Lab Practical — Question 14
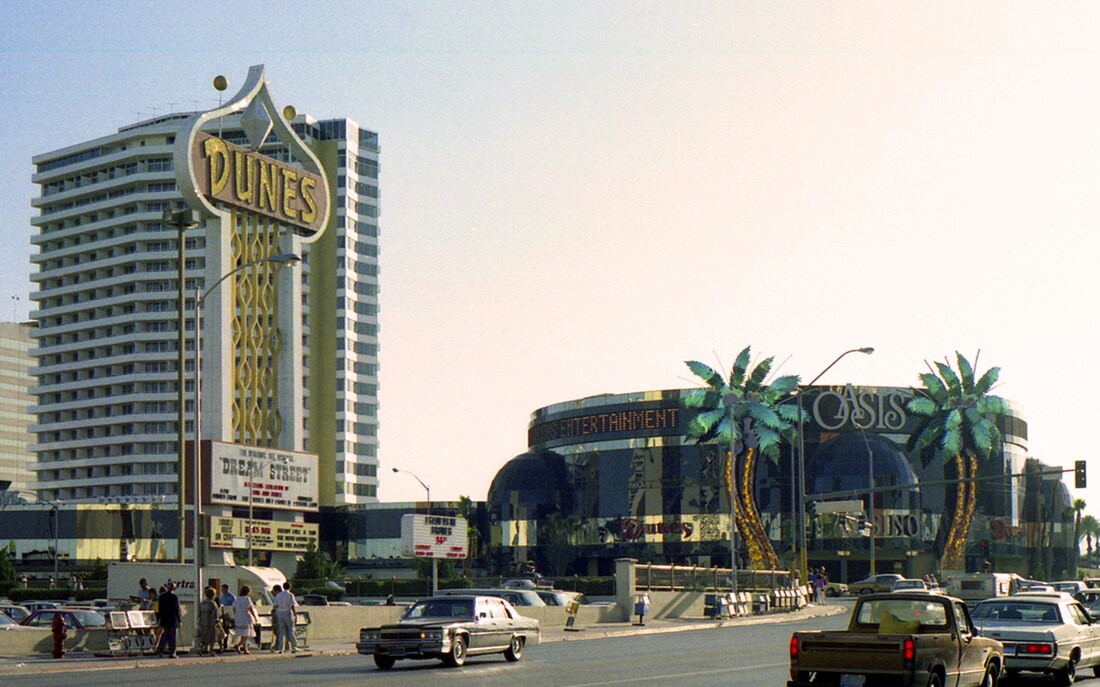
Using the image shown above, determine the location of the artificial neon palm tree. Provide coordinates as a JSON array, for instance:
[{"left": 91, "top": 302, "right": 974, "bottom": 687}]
[
  {"left": 907, "top": 351, "right": 1007, "bottom": 570},
  {"left": 683, "top": 346, "right": 800, "bottom": 569}
]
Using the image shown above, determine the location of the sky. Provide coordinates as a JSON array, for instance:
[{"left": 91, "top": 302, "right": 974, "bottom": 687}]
[{"left": 2, "top": 2, "right": 1098, "bottom": 509}]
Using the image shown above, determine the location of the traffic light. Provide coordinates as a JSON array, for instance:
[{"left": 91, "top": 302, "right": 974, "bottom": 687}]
[{"left": 1076, "top": 460, "right": 1087, "bottom": 489}]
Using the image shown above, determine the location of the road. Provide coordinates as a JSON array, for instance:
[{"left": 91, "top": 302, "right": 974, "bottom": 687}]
[{"left": 2, "top": 602, "right": 1098, "bottom": 687}]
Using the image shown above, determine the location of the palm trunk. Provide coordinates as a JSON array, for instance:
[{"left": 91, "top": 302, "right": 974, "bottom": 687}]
[
  {"left": 737, "top": 447, "right": 780, "bottom": 570},
  {"left": 938, "top": 452, "right": 968, "bottom": 570}
]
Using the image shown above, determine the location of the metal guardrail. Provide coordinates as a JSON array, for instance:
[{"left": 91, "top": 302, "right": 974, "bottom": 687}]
[{"left": 633, "top": 564, "right": 794, "bottom": 593}]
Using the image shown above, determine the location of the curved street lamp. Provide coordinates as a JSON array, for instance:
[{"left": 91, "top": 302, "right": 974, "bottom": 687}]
[
  {"left": 191, "top": 252, "right": 300, "bottom": 645},
  {"left": 797, "top": 347, "right": 874, "bottom": 578},
  {"left": 391, "top": 467, "right": 435, "bottom": 595}
]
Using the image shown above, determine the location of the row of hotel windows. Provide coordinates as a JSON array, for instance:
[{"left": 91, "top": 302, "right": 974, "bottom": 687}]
[
  {"left": 39, "top": 182, "right": 178, "bottom": 217},
  {"left": 336, "top": 462, "right": 378, "bottom": 477}
]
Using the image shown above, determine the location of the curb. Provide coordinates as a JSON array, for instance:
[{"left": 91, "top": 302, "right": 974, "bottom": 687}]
[{"left": 0, "top": 604, "right": 846, "bottom": 676}]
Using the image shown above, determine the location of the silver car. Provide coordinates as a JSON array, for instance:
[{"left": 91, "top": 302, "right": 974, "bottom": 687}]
[{"left": 971, "top": 592, "right": 1100, "bottom": 685}]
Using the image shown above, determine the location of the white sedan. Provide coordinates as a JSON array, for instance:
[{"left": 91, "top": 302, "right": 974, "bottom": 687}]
[{"left": 971, "top": 592, "right": 1100, "bottom": 685}]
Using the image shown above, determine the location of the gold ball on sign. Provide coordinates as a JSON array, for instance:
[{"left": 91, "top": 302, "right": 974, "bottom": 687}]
[
  {"left": 283, "top": 105, "right": 297, "bottom": 121},
  {"left": 213, "top": 75, "right": 228, "bottom": 92}
]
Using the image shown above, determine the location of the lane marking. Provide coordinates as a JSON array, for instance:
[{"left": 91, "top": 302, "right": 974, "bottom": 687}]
[{"left": 563, "top": 661, "right": 787, "bottom": 687}]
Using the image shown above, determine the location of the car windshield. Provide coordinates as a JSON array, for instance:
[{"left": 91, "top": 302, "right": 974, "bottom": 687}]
[
  {"left": 70, "top": 610, "right": 107, "bottom": 627},
  {"left": 0, "top": 614, "right": 15, "bottom": 626},
  {"left": 856, "top": 599, "right": 949, "bottom": 633},
  {"left": 971, "top": 602, "right": 1061, "bottom": 623},
  {"left": 403, "top": 599, "right": 475, "bottom": 620}
]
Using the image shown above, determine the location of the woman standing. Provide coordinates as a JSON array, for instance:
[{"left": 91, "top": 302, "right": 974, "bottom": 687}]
[
  {"left": 197, "top": 587, "right": 220, "bottom": 655},
  {"left": 231, "top": 585, "right": 259, "bottom": 654}
]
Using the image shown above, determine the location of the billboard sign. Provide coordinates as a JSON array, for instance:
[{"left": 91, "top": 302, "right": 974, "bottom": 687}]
[
  {"left": 209, "top": 516, "right": 318, "bottom": 553},
  {"left": 400, "top": 514, "right": 468, "bottom": 559},
  {"left": 209, "top": 442, "right": 319, "bottom": 512}
]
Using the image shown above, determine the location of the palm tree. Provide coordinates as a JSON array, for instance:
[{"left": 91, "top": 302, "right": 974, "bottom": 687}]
[
  {"left": 683, "top": 346, "right": 800, "bottom": 570},
  {"left": 457, "top": 495, "right": 482, "bottom": 576},
  {"left": 1073, "top": 499, "right": 1087, "bottom": 562},
  {"left": 907, "top": 352, "right": 1007, "bottom": 570},
  {"left": 1083, "top": 515, "right": 1100, "bottom": 560}
]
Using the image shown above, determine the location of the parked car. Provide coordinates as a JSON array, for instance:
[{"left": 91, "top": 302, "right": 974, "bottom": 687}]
[
  {"left": 357, "top": 595, "right": 540, "bottom": 669},
  {"left": 20, "top": 608, "right": 107, "bottom": 629},
  {"left": 1052, "top": 581, "right": 1088, "bottom": 595},
  {"left": 0, "top": 604, "right": 30, "bottom": 623},
  {"left": 970, "top": 592, "right": 1100, "bottom": 684},
  {"left": 0, "top": 613, "right": 33, "bottom": 630},
  {"left": 1075, "top": 589, "right": 1100, "bottom": 619},
  {"left": 298, "top": 594, "right": 330, "bottom": 606},
  {"left": 825, "top": 581, "right": 848, "bottom": 597},
  {"left": 1015, "top": 579, "right": 1054, "bottom": 593},
  {"left": 22, "top": 601, "right": 63, "bottom": 613},
  {"left": 847, "top": 574, "right": 904, "bottom": 595},
  {"left": 890, "top": 578, "right": 930, "bottom": 592},
  {"left": 534, "top": 589, "right": 588, "bottom": 607},
  {"left": 439, "top": 588, "right": 546, "bottom": 607}
]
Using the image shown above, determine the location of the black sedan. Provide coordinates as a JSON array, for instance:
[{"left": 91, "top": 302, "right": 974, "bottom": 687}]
[{"left": 357, "top": 595, "right": 540, "bottom": 669}]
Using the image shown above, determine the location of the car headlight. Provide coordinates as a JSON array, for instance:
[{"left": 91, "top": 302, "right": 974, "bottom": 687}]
[
  {"left": 360, "top": 629, "right": 380, "bottom": 641},
  {"left": 419, "top": 629, "right": 444, "bottom": 640}
]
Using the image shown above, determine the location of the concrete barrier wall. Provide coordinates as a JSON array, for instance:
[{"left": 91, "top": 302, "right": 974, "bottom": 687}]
[{"left": 0, "top": 603, "right": 630, "bottom": 656}]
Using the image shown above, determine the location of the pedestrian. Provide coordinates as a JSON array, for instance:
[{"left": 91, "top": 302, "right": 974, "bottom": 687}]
[
  {"left": 155, "top": 581, "right": 181, "bottom": 658},
  {"left": 219, "top": 583, "right": 236, "bottom": 652},
  {"left": 269, "top": 584, "right": 283, "bottom": 651},
  {"left": 197, "top": 586, "right": 220, "bottom": 656},
  {"left": 132, "top": 577, "right": 154, "bottom": 610},
  {"left": 273, "top": 581, "right": 299, "bottom": 654},
  {"left": 231, "top": 585, "right": 259, "bottom": 655},
  {"left": 808, "top": 568, "right": 820, "bottom": 603},
  {"left": 817, "top": 567, "right": 829, "bottom": 605}
]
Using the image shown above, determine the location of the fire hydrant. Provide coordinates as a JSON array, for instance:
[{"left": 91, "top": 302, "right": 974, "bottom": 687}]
[{"left": 51, "top": 613, "right": 67, "bottom": 659}]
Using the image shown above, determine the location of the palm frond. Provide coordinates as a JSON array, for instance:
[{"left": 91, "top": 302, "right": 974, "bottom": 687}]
[
  {"left": 965, "top": 408, "right": 992, "bottom": 455},
  {"left": 956, "top": 352, "right": 975, "bottom": 393},
  {"left": 776, "top": 403, "right": 802, "bottom": 424},
  {"left": 746, "top": 356, "right": 774, "bottom": 392},
  {"left": 917, "top": 372, "right": 949, "bottom": 404},
  {"left": 974, "top": 366, "right": 1001, "bottom": 396},
  {"left": 685, "top": 360, "right": 725, "bottom": 390},
  {"left": 746, "top": 403, "right": 781, "bottom": 430},
  {"left": 687, "top": 408, "right": 726, "bottom": 441},
  {"left": 682, "top": 388, "right": 718, "bottom": 409},
  {"left": 907, "top": 397, "right": 938, "bottom": 417},
  {"left": 729, "top": 347, "right": 752, "bottom": 388},
  {"left": 935, "top": 360, "right": 962, "bottom": 396},
  {"left": 765, "top": 375, "right": 801, "bottom": 400}
]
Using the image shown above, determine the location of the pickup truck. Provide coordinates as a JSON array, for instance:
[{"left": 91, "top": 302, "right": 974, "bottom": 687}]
[{"left": 788, "top": 592, "right": 1003, "bottom": 687}]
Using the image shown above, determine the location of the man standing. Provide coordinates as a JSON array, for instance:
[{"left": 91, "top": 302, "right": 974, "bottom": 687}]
[
  {"left": 156, "top": 581, "right": 181, "bottom": 658},
  {"left": 218, "top": 583, "right": 235, "bottom": 652},
  {"left": 273, "top": 581, "right": 299, "bottom": 653}
]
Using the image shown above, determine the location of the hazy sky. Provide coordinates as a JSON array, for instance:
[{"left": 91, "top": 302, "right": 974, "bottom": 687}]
[{"left": 2, "top": 2, "right": 1098, "bottom": 508}]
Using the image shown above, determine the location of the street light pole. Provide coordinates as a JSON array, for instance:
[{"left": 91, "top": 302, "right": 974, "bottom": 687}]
[
  {"left": 191, "top": 252, "right": 300, "bottom": 645},
  {"left": 797, "top": 347, "right": 874, "bottom": 579},
  {"left": 392, "top": 468, "right": 435, "bottom": 595},
  {"left": 165, "top": 208, "right": 199, "bottom": 564}
]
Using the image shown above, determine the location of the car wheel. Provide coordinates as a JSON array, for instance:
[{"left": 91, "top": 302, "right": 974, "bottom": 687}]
[
  {"left": 1055, "top": 655, "right": 1077, "bottom": 686},
  {"left": 504, "top": 635, "right": 523, "bottom": 662},
  {"left": 1092, "top": 664, "right": 1100, "bottom": 678},
  {"left": 373, "top": 655, "right": 395, "bottom": 670},
  {"left": 926, "top": 670, "right": 943, "bottom": 687},
  {"left": 979, "top": 663, "right": 998, "bottom": 687},
  {"left": 444, "top": 635, "right": 467, "bottom": 667},
  {"left": 860, "top": 588, "right": 873, "bottom": 596}
]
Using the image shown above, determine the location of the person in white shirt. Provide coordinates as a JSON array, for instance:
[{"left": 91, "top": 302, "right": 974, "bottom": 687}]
[{"left": 273, "top": 582, "right": 299, "bottom": 653}]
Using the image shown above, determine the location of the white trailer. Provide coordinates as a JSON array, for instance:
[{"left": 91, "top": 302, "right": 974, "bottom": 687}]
[{"left": 107, "top": 562, "right": 286, "bottom": 606}]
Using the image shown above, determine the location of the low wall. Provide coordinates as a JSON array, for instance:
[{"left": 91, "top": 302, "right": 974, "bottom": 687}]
[{"left": 0, "top": 604, "right": 628, "bottom": 656}]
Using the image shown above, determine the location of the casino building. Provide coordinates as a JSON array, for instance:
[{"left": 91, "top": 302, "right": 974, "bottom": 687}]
[
  {"left": 26, "top": 66, "right": 377, "bottom": 571},
  {"left": 488, "top": 387, "right": 1075, "bottom": 581}
]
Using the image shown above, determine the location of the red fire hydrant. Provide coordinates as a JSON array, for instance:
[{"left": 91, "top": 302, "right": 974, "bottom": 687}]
[{"left": 51, "top": 613, "right": 67, "bottom": 659}]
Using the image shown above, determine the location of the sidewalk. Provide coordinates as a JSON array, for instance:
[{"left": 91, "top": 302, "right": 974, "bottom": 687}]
[{"left": 0, "top": 603, "right": 846, "bottom": 676}]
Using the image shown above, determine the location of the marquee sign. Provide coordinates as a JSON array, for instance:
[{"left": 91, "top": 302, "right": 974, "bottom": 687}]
[
  {"left": 400, "top": 514, "right": 468, "bottom": 559},
  {"left": 209, "top": 442, "right": 319, "bottom": 512},
  {"left": 209, "top": 516, "right": 318, "bottom": 553}
]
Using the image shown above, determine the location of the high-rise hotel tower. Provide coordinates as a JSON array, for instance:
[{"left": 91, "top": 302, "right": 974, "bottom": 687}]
[{"left": 28, "top": 67, "right": 379, "bottom": 507}]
